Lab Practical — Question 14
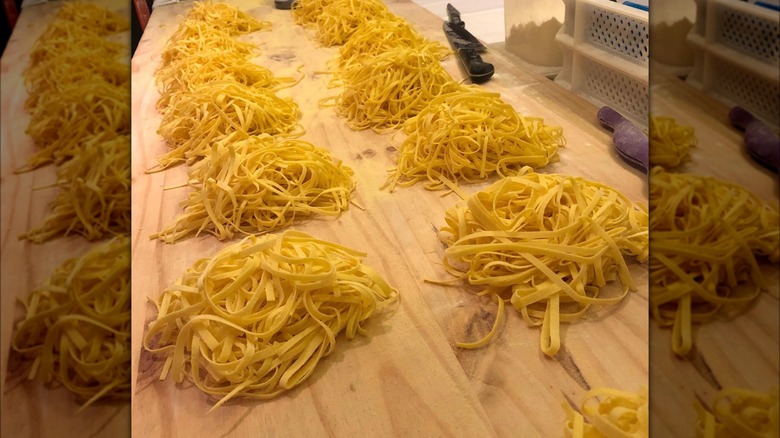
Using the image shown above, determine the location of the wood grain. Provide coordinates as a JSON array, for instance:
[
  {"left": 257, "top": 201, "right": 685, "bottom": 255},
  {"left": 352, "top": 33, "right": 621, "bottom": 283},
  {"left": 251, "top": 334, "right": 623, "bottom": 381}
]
[
  {"left": 0, "top": 2, "right": 131, "bottom": 437},
  {"left": 649, "top": 63, "right": 780, "bottom": 436},
  {"left": 130, "top": 1, "right": 648, "bottom": 436}
]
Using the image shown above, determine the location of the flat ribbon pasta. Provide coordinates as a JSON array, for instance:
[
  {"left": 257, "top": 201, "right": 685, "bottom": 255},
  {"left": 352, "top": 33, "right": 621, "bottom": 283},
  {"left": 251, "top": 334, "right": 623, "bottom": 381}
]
[
  {"left": 564, "top": 387, "right": 649, "bottom": 438},
  {"left": 21, "top": 135, "right": 130, "bottom": 243},
  {"left": 696, "top": 388, "right": 779, "bottom": 438},
  {"left": 144, "top": 231, "right": 398, "bottom": 410},
  {"left": 151, "top": 134, "right": 355, "bottom": 243},
  {"left": 438, "top": 169, "right": 648, "bottom": 356},
  {"left": 327, "top": 46, "right": 463, "bottom": 133},
  {"left": 385, "top": 88, "right": 564, "bottom": 191},
  {"left": 11, "top": 236, "right": 131, "bottom": 410},
  {"left": 649, "top": 167, "right": 779, "bottom": 356},
  {"left": 649, "top": 115, "right": 697, "bottom": 168}
]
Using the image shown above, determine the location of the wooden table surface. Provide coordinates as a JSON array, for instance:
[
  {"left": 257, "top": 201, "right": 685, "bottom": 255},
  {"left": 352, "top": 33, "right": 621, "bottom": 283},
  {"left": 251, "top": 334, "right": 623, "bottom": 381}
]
[
  {"left": 0, "top": 1, "right": 131, "bottom": 437},
  {"left": 649, "top": 63, "right": 779, "bottom": 437},
  {"left": 129, "top": 1, "right": 649, "bottom": 437}
]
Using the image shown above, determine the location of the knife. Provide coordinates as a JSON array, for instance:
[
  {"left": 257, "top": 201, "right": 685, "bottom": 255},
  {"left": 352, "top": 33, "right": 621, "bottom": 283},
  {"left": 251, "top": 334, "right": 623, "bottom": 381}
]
[
  {"left": 443, "top": 5, "right": 494, "bottom": 84},
  {"left": 443, "top": 23, "right": 495, "bottom": 84},
  {"left": 597, "top": 106, "right": 649, "bottom": 173},
  {"left": 446, "top": 4, "right": 485, "bottom": 52}
]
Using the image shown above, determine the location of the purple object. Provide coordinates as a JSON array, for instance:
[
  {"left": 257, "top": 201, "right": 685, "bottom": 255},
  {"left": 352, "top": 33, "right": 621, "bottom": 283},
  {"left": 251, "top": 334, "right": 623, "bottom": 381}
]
[
  {"left": 729, "top": 106, "right": 779, "bottom": 174},
  {"left": 597, "top": 106, "right": 649, "bottom": 173}
]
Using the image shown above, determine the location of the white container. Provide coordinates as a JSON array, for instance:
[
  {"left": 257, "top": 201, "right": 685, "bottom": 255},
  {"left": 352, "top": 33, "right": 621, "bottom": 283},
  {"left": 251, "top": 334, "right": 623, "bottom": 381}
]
[
  {"left": 555, "top": 0, "right": 649, "bottom": 128},
  {"left": 651, "top": 0, "right": 697, "bottom": 76},
  {"left": 503, "top": 0, "right": 566, "bottom": 76},
  {"left": 686, "top": 0, "right": 779, "bottom": 129}
]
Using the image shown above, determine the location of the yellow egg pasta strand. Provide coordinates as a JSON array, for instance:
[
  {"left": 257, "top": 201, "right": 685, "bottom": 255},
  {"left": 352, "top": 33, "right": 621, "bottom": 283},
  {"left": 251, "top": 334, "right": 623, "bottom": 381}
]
[
  {"left": 438, "top": 169, "right": 648, "bottom": 355},
  {"left": 564, "top": 387, "right": 649, "bottom": 438},
  {"left": 143, "top": 231, "right": 398, "bottom": 410},
  {"left": 385, "top": 89, "right": 564, "bottom": 191},
  {"left": 649, "top": 167, "right": 779, "bottom": 356},
  {"left": 11, "top": 236, "right": 131, "bottom": 410},
  {"left": 151, "top": 134, "right": 355, "bottom": 243},
  {"left": 649, "top": 115, "right": 697, "bottom": 168}
]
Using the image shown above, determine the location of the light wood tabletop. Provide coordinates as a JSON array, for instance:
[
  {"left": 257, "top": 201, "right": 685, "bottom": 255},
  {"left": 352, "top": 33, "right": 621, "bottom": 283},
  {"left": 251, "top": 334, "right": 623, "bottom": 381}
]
[{"left": 130, "top": 1, "right": 648, "bottom": 437}]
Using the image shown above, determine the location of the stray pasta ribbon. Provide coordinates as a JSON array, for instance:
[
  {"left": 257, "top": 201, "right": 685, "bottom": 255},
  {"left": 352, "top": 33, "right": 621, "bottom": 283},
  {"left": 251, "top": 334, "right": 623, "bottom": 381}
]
[
  {"left": 695, "top": 388, "right": 779, "bottom": 438},
  {"left": 649, "top": 167, "right": 779, "bottom": 356},
  {"left": 11, "top": 236, "right": 131, "bottom": 410},
  {"left": 563, "top": 387, "right": 649, "bottom": 438},
  {"left": 144, "top": 231, "right": 399, "bottom": 410},
  {"left": 385, "top": 88, "right": 564, "bottom": 192},
  {"left": 151, "top": 134, "right": 355, "bottom": 243},
  {"left": 437, "top": 169, "right": 648, "bottom": 356},
  {"left": 649, "top": 115, "right": 697, "bottom": 168}
]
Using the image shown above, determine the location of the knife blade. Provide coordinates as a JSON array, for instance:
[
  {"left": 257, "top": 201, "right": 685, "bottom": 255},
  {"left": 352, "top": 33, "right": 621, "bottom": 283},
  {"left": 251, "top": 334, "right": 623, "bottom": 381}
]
[
  {"left": 443, "top": 22, "right": 495, "bottom": 84},
  {"left": 446, "top": 3, "right": 486, "bottom": 52}
]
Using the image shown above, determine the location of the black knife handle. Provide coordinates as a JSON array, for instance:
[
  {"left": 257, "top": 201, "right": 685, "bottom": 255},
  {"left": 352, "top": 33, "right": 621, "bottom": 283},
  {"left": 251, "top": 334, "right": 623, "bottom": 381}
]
[
  {"left": 274, "top": 0, "right": 295, "bottom": 9},
  {"left": 447, "top": 3, "right": 464, "bottom": 27},
  {"left": 457, "top": 48, "right": 494, "bottom": 84}
]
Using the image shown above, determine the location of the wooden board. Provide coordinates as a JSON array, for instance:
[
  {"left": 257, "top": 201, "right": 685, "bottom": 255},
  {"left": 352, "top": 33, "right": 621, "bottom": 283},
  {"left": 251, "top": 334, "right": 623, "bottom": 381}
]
[
  {"left": 649, "top": 64, "right": 780, "bottom": 436},
  {"left": 130, "top": 1, "right": 648, "bottom": 436},
  {"left": 0, "top": 2, "right": 131, "bottom": 437}
]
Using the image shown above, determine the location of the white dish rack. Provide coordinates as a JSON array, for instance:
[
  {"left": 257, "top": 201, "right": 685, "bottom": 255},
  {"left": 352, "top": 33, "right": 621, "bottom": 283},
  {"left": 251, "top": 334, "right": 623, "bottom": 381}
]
[
  {"left": 686, "top": 0, "right": 779, "bottom": 129},
  {"left": 554, "top": 0, "right": 649, "bottom": 128}
]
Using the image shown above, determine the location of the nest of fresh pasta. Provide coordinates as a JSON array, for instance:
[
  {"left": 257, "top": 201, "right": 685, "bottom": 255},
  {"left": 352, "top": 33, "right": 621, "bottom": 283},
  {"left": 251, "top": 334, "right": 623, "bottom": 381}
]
[
  {"left": 649, "top": 115, "right": 697, "bottom": 168},
  {"left": 21, "top": 135, "right": 130, "bottom": 243},
  {"left": 144, "top": 231, "right": 398, "bottom": 410},
  {"left": 186, "top": 1, "right": 270, "bottom": 34},
  {"left": 385, "top": 89, "right": 565, "bottom": 191},
  {"left": 649, "top": 167, "right": 779, "bottom": 355},
  {"left": 337, "top": 16, "right": 450, "bottom": 71},
  {"left": 437, "top": 168, "right": 648, "bottom": 355},
  {"left": 155, "top": 51, "right": 293, "bottom": 108},
  {"left": 155, "top": 81, "right": 303, "bottom": 169},
  {"left": 328, "top": 46, "right": 462, "bottom": 132},
  {"left": 151, "top": 134, "right": 355, "bottom": 243},
  {"left": 11, "top": 236, "right": 131, "bottom": 409},
  {"left": 20, "top": 80, "right": 130, "bottom": 172}
]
